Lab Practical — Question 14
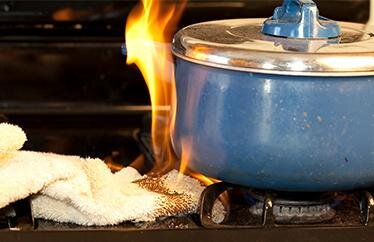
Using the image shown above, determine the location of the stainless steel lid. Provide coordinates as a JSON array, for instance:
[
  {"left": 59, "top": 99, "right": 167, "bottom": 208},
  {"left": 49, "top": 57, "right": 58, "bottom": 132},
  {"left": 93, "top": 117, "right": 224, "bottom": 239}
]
[{"left": 172, "top": 19, "right": 374, "bottom": 76}]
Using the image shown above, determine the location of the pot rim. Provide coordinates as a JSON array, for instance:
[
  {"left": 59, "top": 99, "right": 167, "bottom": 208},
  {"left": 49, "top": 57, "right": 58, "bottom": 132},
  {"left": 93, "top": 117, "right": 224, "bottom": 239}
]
[
  {"left": 173, "top": 51, "right": 374, "bottom": 77},
  {"left": 172, "top": 18, "right": 374, "bottom": 77}
]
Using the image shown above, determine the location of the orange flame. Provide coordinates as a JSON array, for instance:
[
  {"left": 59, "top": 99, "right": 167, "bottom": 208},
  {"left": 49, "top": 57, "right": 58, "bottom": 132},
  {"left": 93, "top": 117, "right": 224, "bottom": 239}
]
[
  {"left": 126, "top": 0, "right": 186, "bottom": 173},
  {"left": 125, "top": 0, "right": 222, "bottom": 190},
  {"left": 189, "top": 171, "right": 221, "bottom": 186}
]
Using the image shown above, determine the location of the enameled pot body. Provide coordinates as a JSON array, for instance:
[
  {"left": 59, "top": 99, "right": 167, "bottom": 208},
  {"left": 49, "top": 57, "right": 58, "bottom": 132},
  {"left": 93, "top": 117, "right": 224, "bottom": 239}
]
[{"left": 171, "top": 58, "right": 374, "bottom": 191}]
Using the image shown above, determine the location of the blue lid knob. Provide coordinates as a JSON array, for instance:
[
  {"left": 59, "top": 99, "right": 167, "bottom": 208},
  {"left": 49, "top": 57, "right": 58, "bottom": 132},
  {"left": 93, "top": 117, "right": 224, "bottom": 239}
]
[{"left": 262, "top": 0, "right": 341, "bottom": 39}]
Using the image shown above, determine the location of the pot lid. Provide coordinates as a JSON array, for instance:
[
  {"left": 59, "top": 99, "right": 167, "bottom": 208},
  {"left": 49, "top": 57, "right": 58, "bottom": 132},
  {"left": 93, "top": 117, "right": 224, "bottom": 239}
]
[{"left": 172, "top": 1, "right": 374, "bottom": 76}]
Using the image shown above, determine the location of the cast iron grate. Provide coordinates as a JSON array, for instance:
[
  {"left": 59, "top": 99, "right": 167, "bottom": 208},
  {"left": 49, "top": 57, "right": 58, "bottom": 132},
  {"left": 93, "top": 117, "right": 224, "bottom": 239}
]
[
  {"left": 199, "top": 182, "right": 374, "bottom": 228},
  {"left": 0, "top": 199, "right": 35, "bottom": 231}
]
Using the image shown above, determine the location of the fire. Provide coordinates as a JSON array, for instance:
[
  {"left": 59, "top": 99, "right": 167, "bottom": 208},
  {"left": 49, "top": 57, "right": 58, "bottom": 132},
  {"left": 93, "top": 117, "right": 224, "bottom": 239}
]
[
  {"left": 189, "top": 171, "right": 221, "bottom": 186},
  {"left": 126, "top": 0, "right": 185, "bottom": 173},
  {"left": 125, "top": 0, "right": 221, "bottom": 190}
]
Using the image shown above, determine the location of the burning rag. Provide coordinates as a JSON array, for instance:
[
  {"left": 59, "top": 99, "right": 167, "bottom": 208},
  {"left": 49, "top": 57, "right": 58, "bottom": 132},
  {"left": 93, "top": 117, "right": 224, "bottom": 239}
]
[{"left": 0, "top": 123, "right": 224, "bottom": 226}]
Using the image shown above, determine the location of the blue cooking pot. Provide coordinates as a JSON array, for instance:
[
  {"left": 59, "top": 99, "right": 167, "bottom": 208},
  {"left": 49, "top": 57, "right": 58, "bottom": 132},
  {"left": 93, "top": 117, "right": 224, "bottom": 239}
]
[{"left": 171, "top": 1, "right": 374, "bottom": 191}]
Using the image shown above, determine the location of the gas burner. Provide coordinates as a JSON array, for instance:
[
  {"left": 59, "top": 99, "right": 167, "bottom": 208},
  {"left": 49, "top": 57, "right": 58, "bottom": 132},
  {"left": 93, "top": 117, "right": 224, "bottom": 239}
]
[
  {"left": 248, "top": 190, "right": 336, "bottom": 224},
  {"left": 199, "top": 182, "right": 374, "bottom": 228},
  {"left": 250, "top": 202, "right": 335, "bottom": 224}
]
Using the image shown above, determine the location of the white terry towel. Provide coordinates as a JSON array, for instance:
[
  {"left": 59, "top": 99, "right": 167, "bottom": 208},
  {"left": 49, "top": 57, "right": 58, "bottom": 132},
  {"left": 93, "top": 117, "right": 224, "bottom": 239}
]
[{"left": 0, "top": 123, "right": 225, "bottom": 226}]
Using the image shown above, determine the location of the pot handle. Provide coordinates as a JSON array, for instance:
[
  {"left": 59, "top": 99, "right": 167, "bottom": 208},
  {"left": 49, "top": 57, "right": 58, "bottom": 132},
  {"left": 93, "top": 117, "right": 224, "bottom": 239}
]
[{"left": 262, "top": 0, "right": 341, "bottom": 39}]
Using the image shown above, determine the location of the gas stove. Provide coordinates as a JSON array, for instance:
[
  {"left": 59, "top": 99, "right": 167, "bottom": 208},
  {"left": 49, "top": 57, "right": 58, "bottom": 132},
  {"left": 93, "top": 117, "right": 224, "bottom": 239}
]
[
  {"left": 1, "top": 128, "right": 374, "bottom": 242},
  {"left": 1, "top": 126, "right": 374, "bottom": 242},
  {"left": 0, "top": 0, "right": 373, "bottom": 241}
]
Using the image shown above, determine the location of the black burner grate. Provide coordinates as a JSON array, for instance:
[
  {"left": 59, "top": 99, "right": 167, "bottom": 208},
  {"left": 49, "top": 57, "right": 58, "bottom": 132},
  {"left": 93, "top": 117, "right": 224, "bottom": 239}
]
[
  {"left": 199, "top": 182, "right": 374, "bottom": 228},
  {"left": 0, "top": 199, "right": 35, "bottom": 231}
]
